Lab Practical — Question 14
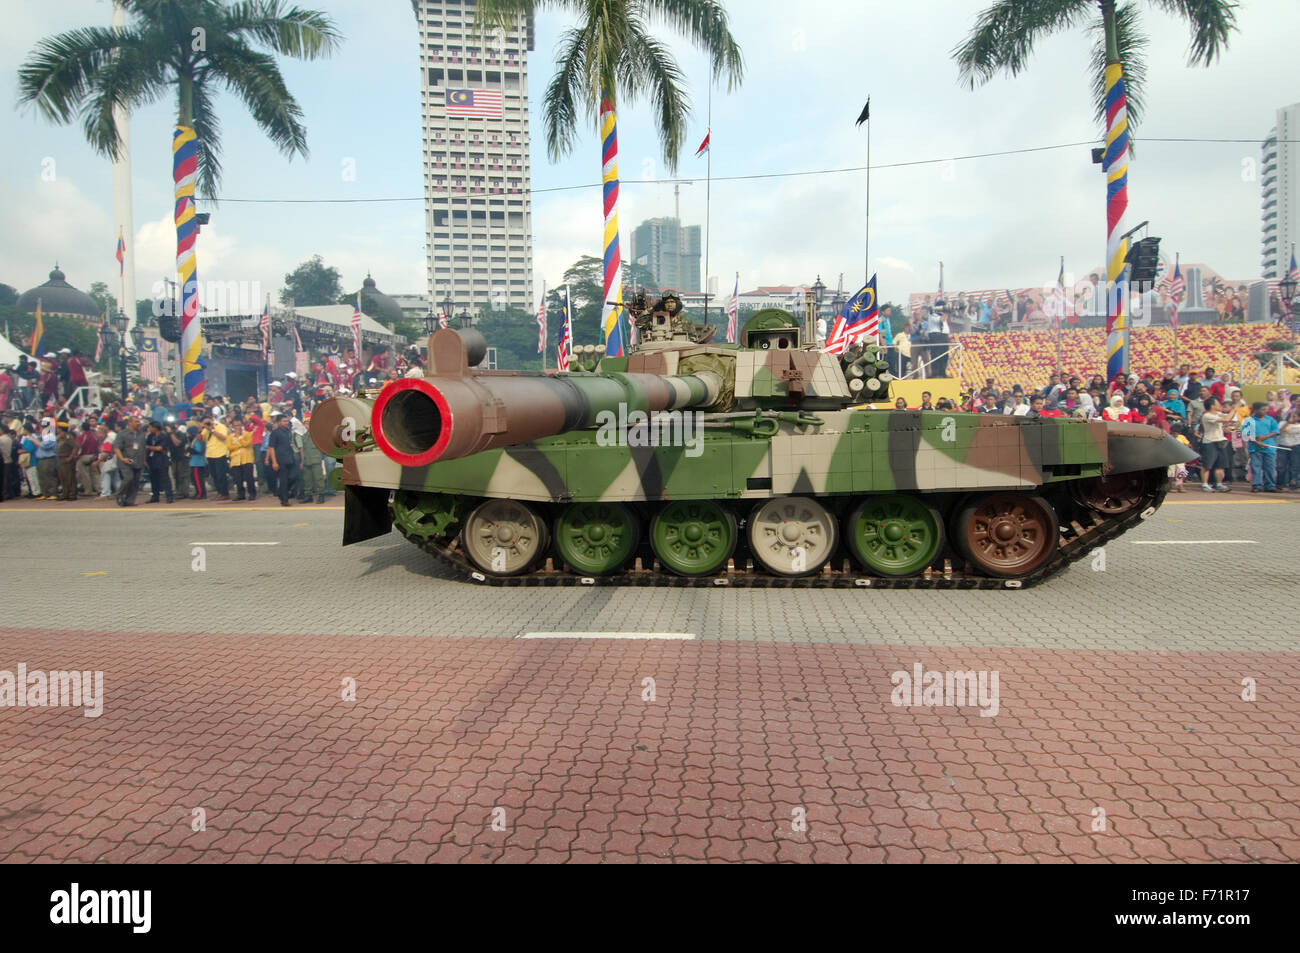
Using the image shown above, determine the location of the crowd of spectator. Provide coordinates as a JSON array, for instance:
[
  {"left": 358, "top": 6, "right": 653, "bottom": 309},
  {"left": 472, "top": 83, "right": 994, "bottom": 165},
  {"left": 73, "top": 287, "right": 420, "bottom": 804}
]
[
  {"left": 0, "top": 344, "right": 429, "bottom": 508},
  {"left": 894, "top": 364, "right": 1299, "bottom": 493}
]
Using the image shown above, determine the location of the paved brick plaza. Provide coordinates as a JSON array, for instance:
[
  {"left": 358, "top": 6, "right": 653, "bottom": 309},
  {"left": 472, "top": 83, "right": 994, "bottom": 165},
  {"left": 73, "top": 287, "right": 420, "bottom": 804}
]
[{"left": 0, "top": 497, "right": 1296, "bottom": 862}]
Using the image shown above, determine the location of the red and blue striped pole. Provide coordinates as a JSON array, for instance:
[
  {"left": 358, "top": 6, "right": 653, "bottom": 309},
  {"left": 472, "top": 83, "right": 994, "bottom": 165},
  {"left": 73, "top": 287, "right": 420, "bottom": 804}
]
[
  {"left": 174, "top": 125, "right": 203, "bottom": 403},
  {"left": 1102, "top": 61, "right": 1130, "bottom": 385},
  {"left": 600, "top": 94, "right": 623, "bottom": 357}
]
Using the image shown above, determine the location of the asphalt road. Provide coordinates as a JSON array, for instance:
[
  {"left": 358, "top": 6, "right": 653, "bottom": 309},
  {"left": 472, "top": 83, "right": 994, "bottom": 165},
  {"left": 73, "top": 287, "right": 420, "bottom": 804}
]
[{"left": 2, "top": 495, "right": 1295, "bottom": 650}]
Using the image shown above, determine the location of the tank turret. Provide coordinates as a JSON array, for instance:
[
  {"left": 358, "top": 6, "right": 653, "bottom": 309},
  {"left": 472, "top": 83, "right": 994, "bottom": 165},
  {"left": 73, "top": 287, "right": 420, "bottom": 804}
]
[{"left": 312, "top": 304, "right": 1193, "bottom": 587}]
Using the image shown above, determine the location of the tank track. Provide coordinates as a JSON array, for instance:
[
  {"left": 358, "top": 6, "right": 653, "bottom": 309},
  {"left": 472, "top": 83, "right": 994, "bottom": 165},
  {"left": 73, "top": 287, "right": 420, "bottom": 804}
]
[{"left": 394, "top": 474, "right": 1170, "bottom": 590}]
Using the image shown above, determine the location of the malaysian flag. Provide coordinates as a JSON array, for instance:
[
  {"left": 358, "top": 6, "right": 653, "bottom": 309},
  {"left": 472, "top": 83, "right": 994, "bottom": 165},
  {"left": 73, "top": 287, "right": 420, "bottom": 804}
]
[
  {"left": 139, "top": 337, "right": 160, "bottom": 382},
  {"left": 1168, "top": 257, "right": 1184, "bottom": 329},
  {"left": 726, "top": 273, "right": 739, "bottom": 344},
  {"left": 94, "top": 313, "right": 105, "bottom": 362},
  {"left": 557, "top": 285, "right": 572, "bottom": 371},
  {"left": 351, "top": 294, "right": 363, "bottom": 363},
  {"left": 536, "top": 281, "right": 547, "bottom": 354},
  {"left": 439, "top": 311, "right": 449, "bottom": 330},
  {"left": 445, "top": 89, "right": 503, "bottom": 119},
  {"left": 823, "top": 276, "right": 879, "bottom": 355},
  {"left": 259, "top": 298, "right": 271, "bottom": 357}
]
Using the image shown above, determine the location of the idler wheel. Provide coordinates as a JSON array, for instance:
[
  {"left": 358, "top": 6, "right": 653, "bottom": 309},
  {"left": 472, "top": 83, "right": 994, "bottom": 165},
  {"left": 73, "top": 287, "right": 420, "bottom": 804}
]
[
  {"left": 846, "top": 494, "right": 944, "bottom": 577},
  {"left": 461, "top": 499, "right": 549, "bottom": 576},
  {"left": 555, "top": 502, "right": 639, "bottom": 575},
  {"left": 650, "top": 501, "right": 737, "bottom": 576},
  {"left": 1071, "top": 472, "right": 1151, "bottom": 515},
  {"left": 954, "top": 492, "right": 1058, "bottom": 579},
  {"left": 747, "top": 496, "right": 837, "bottom": 577}
]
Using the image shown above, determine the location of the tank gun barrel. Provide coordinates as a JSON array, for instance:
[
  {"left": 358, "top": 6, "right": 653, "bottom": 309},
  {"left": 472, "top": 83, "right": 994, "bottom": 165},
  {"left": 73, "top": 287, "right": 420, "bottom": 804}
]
[{"left": 369, "top": 357, "right": 721, "bottom": 467}]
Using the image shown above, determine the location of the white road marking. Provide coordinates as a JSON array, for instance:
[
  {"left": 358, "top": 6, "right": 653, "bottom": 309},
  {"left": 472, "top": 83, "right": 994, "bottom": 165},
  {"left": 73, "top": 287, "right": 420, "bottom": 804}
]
[
  {"left": 188, "top": 541, "right": 282, "bottom": 546},
  {"left": 520, "top": 631, "right": 696, "bottom": 640},
  {"left": 1131, "top": 540, "right": 1257, "bottom": 545}
]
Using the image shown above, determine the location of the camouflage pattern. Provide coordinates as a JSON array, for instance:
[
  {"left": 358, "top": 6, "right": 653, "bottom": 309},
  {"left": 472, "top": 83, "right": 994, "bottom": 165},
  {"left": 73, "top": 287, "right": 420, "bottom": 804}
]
[{"left": 312, "top": 299, "right": 1196, "bottom": 583}]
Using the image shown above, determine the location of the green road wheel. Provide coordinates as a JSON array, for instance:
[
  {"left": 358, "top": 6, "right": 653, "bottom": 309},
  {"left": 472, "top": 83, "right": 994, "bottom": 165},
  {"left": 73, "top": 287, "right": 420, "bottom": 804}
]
[
  {"left": 846, "top": 494, "right": 944, "bottom": 576},
  {"left": 650, "top": 501, "right": 737, "bottom": 576},
  {"left": 461, "top": 499, "right": 548, "bottom": 576},
  {"left": 555, "top": 502, "right": 639, "bottom": 575}
]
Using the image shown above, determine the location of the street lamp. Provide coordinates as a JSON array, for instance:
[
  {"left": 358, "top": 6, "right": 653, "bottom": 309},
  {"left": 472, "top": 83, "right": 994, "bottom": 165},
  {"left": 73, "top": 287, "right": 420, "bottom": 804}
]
[
  {"left": 423, "top": 305, "right": 439, "bottom": 336},
  {"left": 1281, "top": 275, "right": 1298, "bottom": 345},
  {"left": 112, "top": 310, "right": 130, "bottom": 399},
  {"left": 811, "top": 275, "right": 826, "bottom": 343},
  {"left": 457, "top": 309, "right": 473, "bottom": 329},
  {"left": 440, "top": 292, "right": 454, "bottom": 329}
]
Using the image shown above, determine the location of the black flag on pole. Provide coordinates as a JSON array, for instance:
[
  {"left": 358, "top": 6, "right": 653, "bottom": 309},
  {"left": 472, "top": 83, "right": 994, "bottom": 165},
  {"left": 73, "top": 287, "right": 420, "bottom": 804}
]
[{"left": 856, "top": 98, "right": 870, "bottom": 126}]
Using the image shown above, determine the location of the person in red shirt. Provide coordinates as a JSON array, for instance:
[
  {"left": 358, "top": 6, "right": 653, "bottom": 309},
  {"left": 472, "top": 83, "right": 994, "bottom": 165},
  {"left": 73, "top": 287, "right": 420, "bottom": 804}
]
[
  {"left": 38, "top": 356, "right": 59, "bottom": 405},
  {"left": 66, "top": 350, "right": 91, "bottom": 391},
  {"left": 74, "top": 421, "right": 101, "bottom": 495}
]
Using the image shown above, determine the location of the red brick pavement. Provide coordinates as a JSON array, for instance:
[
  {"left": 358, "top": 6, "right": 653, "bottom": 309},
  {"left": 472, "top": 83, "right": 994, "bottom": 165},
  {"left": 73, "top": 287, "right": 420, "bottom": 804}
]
[{"left": 0, "top": 628, "right": 1296, "bottom": 863}]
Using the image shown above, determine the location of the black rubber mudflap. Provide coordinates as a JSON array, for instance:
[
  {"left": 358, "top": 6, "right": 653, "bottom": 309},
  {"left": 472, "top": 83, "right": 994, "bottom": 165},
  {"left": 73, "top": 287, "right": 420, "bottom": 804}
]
[{"left": 342, "top": 485, "right": 394, "bottom": 545}]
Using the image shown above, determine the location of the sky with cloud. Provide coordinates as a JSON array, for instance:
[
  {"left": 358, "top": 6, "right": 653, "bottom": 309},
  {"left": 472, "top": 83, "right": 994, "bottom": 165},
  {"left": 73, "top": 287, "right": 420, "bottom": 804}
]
[{"left": 2, "top": 0, "right": 1297, "bottom": 313}]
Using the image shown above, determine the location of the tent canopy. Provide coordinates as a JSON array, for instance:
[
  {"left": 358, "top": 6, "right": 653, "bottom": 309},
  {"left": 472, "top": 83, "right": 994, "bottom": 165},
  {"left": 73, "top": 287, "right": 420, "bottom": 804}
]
[{"left": 0, "top": 333, "right": 36, "bottom": 368}]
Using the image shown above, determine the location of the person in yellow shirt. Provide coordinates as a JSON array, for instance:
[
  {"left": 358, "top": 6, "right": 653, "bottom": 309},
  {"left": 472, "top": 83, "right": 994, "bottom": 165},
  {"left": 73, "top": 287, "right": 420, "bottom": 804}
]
[
  {"left": 227, "top": 417, "right": 256, "bottom": 501},
  {"left": 203, "top": 414, "right": 230, "bottom": 500}
]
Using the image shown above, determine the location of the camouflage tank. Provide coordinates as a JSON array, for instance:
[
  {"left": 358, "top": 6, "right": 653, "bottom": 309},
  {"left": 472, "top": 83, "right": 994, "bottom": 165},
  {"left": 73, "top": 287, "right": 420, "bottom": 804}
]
[{"left": 310, "top": 295, "right": 1194, "bottom": 589}]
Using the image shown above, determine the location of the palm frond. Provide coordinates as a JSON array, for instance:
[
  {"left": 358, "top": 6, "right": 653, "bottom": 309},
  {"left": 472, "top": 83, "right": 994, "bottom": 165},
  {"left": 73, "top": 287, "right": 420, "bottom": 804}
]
[
  {"left": 1147, "top": 0, "right": 1238, "bottom": 65},
  {"left": 953, "top": 0, "right": 1096, "bottom": 88},
  {"left": 541, "top": 25, "right": 590, "bottom": 163},
  {"left": 221, "top": 1, "right": 343, "bottom": 59},
  {"left": 206, "top": 43, "right": 309, "bottom": 160},
  {"left": 16, "top": 27, "right": 130, "bottom": 125},
  {"left": 471, "top": 0, "right": 539, "bottom": 35},
  {"left": 190, "top": 76, "right": 225, "bottom": 199},
  {"left": 1090, "top": 3, "right": 1149, "bottom": 135},
  {"left": 621, "top": 20, "right": 690, "bottom": 172},
  {"left": 642, "top": 0, "right": 744, "bottom": 89},
  {"left": 79, "top": 36, "right": 171, "bottom": 160}
]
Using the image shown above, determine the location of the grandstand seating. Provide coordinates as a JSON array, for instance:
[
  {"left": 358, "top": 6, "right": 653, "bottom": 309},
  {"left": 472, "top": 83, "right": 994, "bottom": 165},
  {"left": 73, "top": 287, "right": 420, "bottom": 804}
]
[{"left": 950, "top": 325, "right": 1290, "bottom": 390}]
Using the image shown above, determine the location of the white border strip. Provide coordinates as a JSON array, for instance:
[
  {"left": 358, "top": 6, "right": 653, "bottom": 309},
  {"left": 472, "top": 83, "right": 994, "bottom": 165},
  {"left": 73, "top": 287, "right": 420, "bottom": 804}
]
[
  {"left": 520, "top": 631, "right": 697, "bottom": 640},
  {"left": 1132, "top": 540, "right": 1257, "bottom": 545},
  {"left": 189, "top": 541, "right": 282, "bottom": 546}
]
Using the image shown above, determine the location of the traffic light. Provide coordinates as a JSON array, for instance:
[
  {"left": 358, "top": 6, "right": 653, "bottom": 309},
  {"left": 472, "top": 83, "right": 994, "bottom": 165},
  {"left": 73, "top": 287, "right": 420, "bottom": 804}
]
[{"left": 1125, "top": 236, "right": 1161, "bottom": 287}]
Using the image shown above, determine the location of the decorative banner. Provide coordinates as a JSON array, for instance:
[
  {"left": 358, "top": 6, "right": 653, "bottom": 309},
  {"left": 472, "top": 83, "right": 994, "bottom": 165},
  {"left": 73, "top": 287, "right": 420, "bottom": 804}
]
[
  {"left": 599, "top": 94, "right": 624, "bottom": 357},
  {"left": 173, "top": 125, "right": 203, "bottom": 403},
  {"left": 1103, "top": 62, "right": 1130, "bottom": 383},
  {"left": 295, "top": 351, "right": 309, "bottom": 377}
]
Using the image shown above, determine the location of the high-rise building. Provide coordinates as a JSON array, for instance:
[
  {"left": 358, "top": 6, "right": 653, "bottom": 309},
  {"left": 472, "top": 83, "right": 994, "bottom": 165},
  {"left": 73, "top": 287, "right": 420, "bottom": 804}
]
[
  {"left": 631, "top": 217, "right": 701, "bottom": 292},
  {"left": 1261, "top": 102, "right": 1299, "bottom": 279},
  {"left": 414, "top": 0, "right": 535, "bottom": 316}
]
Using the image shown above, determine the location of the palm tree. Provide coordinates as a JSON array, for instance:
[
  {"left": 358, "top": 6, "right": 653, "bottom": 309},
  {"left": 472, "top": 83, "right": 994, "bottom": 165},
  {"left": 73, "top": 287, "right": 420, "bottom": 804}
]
[
  {"left": 953, "top": 0, "right": 1236, "bottom": 139},
  {"left": 18, "top": 0, "right": 341, "bottom": 199},
  {"left": 469, "top": 0, "right": 743, "bottom": 172},
  {"left": 18, "top": 0, "right": 340, "bottom": 402},
  {"left": 953, "top": 0, "right": 1236, "bottom": 380}
]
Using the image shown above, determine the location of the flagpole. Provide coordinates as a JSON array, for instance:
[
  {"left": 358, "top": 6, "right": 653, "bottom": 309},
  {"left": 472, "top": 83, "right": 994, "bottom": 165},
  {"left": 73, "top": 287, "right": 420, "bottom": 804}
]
[
  {"left": 1056, "top": 254, "right": 1063, "bottom": 377},
  {"left": 703, "top": 80, "right": 712, "bottom": 324},
  {"left": 865, "top": 105, "right": 870, "bottom": 283},
  {"left": 540, "top": 279, "right": 547, "bottom": 372}
]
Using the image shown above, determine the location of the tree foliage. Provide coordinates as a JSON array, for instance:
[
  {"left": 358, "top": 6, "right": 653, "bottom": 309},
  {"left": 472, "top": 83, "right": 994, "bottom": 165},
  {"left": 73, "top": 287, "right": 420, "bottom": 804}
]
[{"left": 282, "top": 254, "right": 342, "bottom": 306}]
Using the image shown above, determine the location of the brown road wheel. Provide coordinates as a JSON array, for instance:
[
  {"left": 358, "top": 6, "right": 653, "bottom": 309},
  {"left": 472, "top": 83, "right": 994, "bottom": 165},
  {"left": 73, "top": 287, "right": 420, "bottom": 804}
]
[
  {"left": 1070, "top": 471, "right": 1151, "bottom": 515},
  {"left": 954, "top": 492, "right": 1058, "bottom": 579}
]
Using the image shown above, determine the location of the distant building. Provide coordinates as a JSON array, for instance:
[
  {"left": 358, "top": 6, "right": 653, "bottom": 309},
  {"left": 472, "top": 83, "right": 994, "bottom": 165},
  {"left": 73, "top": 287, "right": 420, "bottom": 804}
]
[
  {"left": 1261, "top": 102, "right": 1299, "bottom": 278},
  {"left": 17, "top": 265, "right": 100, "bottom": 320},
  {"left": 631, "top": 217, "right": 701, "bottom": 292},
  {"left": 414, "top": 0, "right": 535, "bottom": 315}
]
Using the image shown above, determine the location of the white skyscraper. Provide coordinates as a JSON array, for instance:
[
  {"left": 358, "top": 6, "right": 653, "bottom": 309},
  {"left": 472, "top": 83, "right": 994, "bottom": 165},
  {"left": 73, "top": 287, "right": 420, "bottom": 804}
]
[
  {"left": 1261, "top": 102, "right": 1300, "bottom": 279},
  {"left": 414, "top": 0, "right": 535, "bottom": 315}
]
